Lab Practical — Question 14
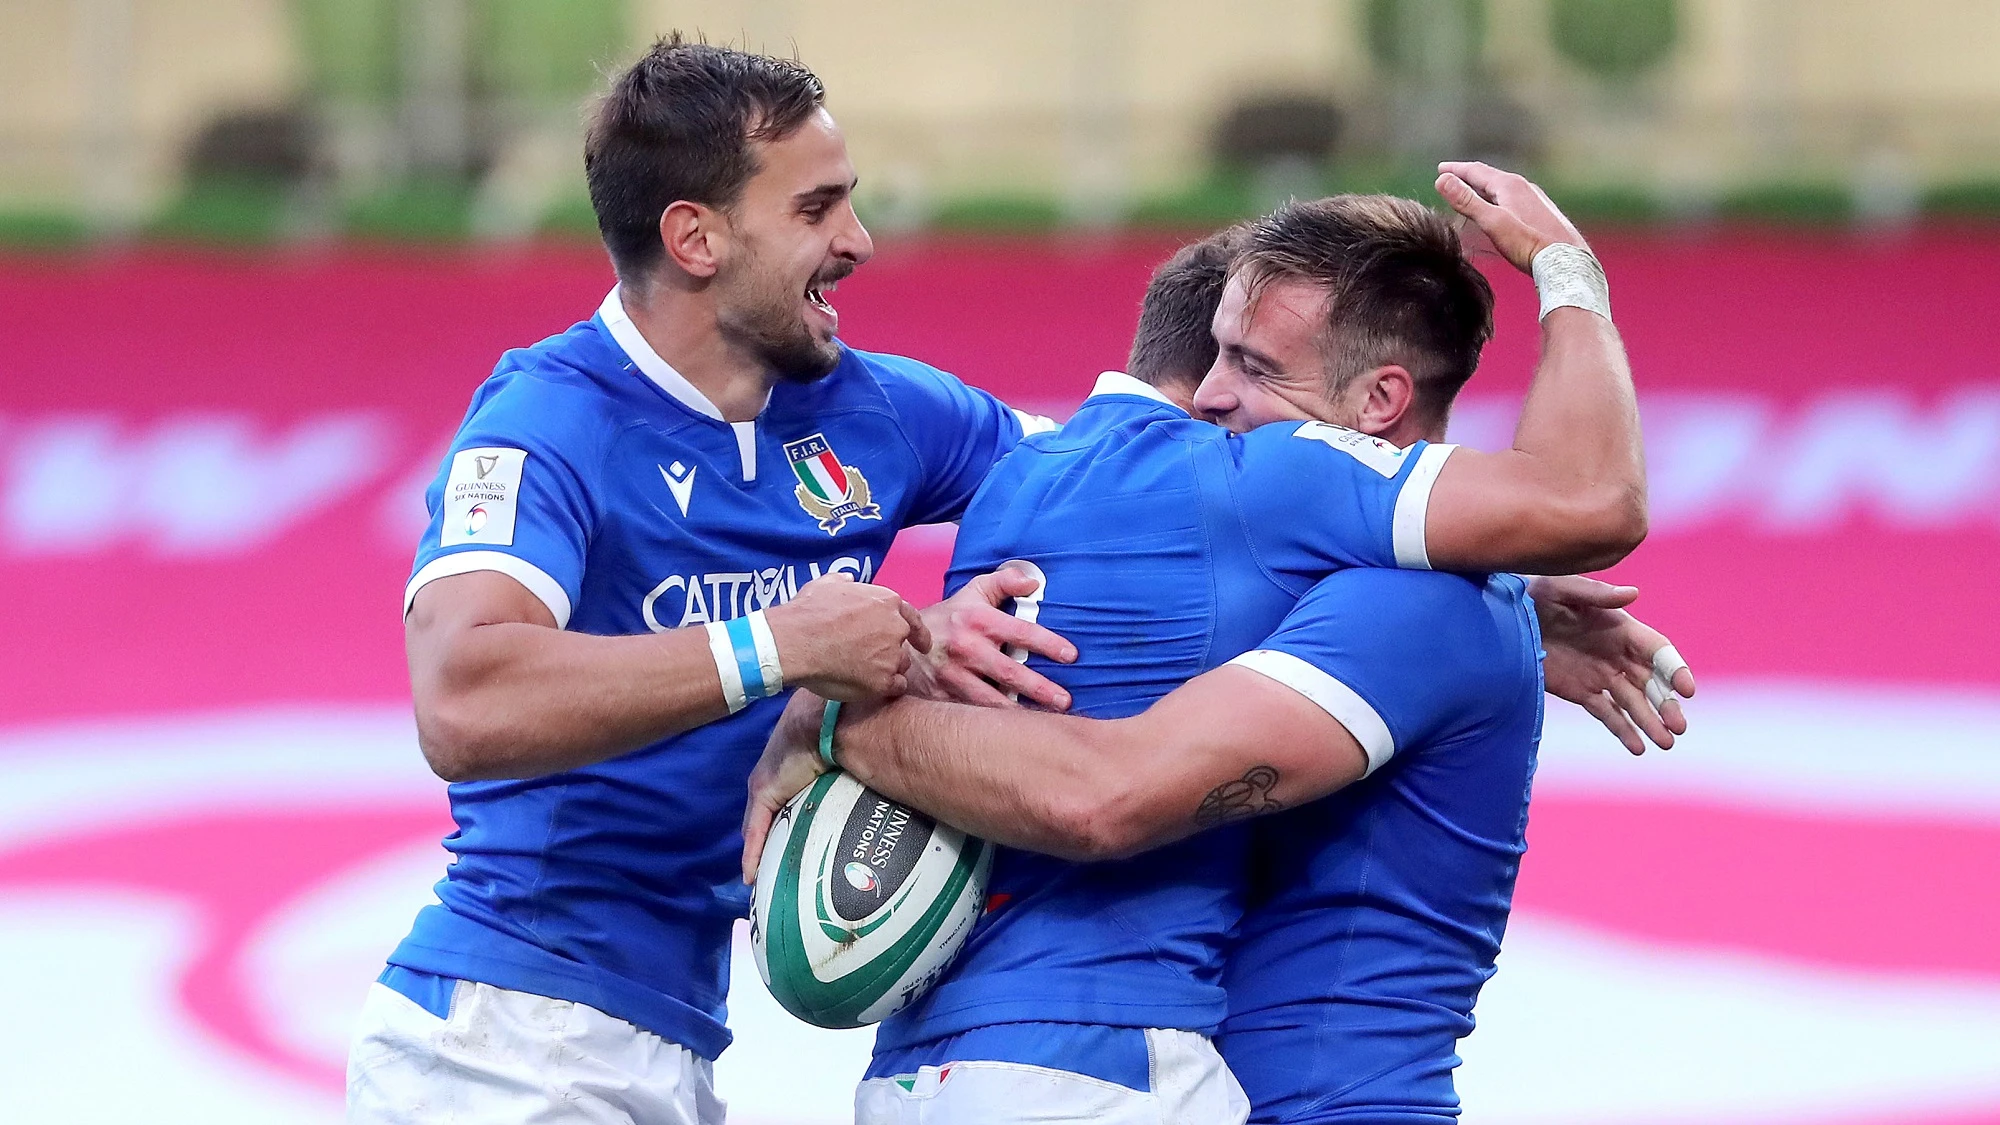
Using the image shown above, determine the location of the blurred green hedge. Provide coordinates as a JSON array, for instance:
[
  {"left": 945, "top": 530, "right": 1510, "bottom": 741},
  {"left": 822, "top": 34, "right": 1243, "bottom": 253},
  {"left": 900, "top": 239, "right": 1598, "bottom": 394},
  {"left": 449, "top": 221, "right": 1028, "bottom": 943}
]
[
  {"left": 6, "top": 171, "right": 1995, "bottom": 250},
  {"left": 295, "top": 0, "right": 625, "bottom": 104}
]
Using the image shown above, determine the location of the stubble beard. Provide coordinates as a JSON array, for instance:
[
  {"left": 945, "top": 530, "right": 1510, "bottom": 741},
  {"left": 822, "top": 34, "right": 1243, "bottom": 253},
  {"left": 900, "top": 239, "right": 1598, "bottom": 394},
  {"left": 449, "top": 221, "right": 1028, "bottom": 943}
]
[
  {"left": 718, "top": 257, "right": 842, "bottom": 384},
  {"left": 724, "top": 306, "right": 840, "bottom": 383}
]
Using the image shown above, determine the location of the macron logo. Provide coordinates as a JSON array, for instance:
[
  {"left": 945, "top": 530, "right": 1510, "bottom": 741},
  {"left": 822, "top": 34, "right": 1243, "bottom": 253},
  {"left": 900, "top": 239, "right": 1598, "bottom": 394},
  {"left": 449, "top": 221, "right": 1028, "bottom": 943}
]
[{"left": 660, "top": 461, "right": 696, "bottom": 517}]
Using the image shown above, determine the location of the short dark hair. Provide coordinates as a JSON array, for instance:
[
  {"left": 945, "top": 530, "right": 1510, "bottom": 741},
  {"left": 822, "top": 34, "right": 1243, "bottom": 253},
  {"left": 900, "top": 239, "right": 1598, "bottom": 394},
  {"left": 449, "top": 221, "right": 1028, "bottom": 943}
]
[
  {"left": 1236, "top": 195, "right": 1495, "bottom": 426},
  {"left": 585, "top": 33, "right": 826, "bottom": 282},
  {"left": 1127, "top": 224, "right": 1248, "bottom": 393}
]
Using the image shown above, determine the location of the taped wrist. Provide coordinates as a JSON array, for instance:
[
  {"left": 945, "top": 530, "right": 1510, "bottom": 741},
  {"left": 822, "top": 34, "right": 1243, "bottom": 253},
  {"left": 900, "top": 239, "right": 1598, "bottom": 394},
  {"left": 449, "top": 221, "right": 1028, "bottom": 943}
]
[
  {"left": 1532, "top": 243, "right": 1611, "bottom": 322},
  {"left": 706, "top": 611, "right": 784, "bottom": 714}
]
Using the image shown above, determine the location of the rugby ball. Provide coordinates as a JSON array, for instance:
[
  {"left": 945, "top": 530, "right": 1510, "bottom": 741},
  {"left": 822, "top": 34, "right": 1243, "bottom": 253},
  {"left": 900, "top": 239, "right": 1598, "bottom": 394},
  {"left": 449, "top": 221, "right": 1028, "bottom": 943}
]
[{"left": 750, "top": 770, "right": 991, "bottom": 1028}]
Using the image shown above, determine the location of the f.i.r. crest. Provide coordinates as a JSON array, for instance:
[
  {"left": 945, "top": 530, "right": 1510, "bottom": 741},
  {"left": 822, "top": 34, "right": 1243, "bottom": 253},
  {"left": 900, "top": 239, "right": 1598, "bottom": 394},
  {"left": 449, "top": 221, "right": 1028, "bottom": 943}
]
[{"left": 785, "top": 433, "right": 881, "bottom": 535}]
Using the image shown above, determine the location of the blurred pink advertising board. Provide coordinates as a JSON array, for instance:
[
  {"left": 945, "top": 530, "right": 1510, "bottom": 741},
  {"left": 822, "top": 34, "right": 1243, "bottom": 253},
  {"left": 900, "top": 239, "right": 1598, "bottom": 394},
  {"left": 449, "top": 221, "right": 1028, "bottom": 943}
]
[{"left": 0, "top": 234, "right": 1994, "bottom": 1123}]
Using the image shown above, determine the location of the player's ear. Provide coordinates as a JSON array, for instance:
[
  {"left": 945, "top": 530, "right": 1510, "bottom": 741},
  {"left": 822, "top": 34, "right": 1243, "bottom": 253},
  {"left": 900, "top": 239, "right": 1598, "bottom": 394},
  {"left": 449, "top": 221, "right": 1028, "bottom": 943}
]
[
  {"left": 1352, "top": 364, "right": 1415, "bottom": 436},
  {"left": 659, "top": 200, "right": 722, "bottom": 279}
]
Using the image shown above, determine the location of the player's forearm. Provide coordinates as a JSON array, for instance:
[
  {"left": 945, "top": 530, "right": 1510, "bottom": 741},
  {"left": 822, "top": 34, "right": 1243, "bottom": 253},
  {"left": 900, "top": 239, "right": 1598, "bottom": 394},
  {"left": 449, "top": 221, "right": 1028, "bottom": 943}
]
[
  {"left": 838, "top": 668, "right": 1370, "bottom": 863},
  {"left": 835, "top": 699, "right": 1144, "bottom": 862},
  {"left": 414, "top": 622, "right": 730, "bottom": 782},
  {"left": 1428, "top": 310, "right": 1646, "bottom": 573},
  {"left": 1508, "top": 307, "right": 1648, "bottom": 556},
  {"left": 1428, "top": 168, "right": 1648, "bottom": 571}
]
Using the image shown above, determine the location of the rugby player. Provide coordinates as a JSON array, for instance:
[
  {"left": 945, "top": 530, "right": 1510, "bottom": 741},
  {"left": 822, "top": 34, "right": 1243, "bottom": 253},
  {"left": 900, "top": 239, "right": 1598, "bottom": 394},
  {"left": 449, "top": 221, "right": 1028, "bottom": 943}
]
[
  {"left": 744, "top": 167, "right": 1690, "bottom": 1122},
  {"left": 347, "top": 37, "right": 1076, "bottom": 1124}
]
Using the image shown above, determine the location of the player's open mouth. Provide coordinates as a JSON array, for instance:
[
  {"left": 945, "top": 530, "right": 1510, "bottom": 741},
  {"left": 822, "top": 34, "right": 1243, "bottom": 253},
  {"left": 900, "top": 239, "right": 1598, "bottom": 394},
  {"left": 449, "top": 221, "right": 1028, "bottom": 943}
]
[{"left": 805, "top": 280, "right": 839, "bottom": 331}]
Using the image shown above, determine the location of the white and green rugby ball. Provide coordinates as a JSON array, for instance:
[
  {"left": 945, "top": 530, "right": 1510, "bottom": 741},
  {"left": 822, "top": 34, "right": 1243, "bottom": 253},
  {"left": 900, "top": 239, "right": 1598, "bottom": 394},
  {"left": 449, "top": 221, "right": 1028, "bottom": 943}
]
[{"left": 750, "top": 770, "right": 991, "bottom": 1028}]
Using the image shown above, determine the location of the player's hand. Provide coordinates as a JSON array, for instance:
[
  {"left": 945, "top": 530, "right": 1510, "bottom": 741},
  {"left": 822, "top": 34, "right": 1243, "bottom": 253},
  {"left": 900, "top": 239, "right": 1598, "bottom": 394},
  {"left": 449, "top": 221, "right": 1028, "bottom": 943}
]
[
  {"left": 742, "top": 692, "right": 832, "bottom": 883},
  {"left": 1530, "top": 575, "right": 1696, "bottom": 755},
  {"left": 1435, "top": 161, "right": 1588, "bottom": 274},
  {"left": 767, "top": 574, "right": 931, "bottom": 702},
  {"left": 916, "top": 566, "right": 1078, "bottom": 711}
]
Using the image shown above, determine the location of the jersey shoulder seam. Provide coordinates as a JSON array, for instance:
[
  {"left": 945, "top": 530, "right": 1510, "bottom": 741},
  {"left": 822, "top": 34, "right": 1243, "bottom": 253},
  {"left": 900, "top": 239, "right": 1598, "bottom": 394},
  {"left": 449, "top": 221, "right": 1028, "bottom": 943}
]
[
  {"left": 474, "top": 362, "right": 624, "bottom": 552},
  {"left": 839, "top": 346, "right": 998, "bottom": 476}
]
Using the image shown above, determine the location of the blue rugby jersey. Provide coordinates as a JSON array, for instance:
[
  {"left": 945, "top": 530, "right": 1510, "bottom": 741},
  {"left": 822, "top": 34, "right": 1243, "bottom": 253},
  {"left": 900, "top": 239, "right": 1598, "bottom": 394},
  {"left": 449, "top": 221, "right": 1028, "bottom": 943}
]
[
  {"left": 387, "top": 289, "right": 1027, "bottom": 1060},
  {"left": 871, "top": 372, "right": 1460, "bottom": 1056},
  {"left": 1216, "top": 568, "right": 1544, "bottom": 1124}
]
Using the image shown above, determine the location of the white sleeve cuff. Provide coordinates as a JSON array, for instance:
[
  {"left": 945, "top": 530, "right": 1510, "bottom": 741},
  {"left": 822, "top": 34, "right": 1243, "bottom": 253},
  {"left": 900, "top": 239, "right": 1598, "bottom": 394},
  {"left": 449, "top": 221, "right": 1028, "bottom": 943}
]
[
  {"left": 1392, "top": 443, "right": 1456, "bottom": 570},
  {"left": 404, "top": 551, "right": 574, "bottom": 628},
  {"left": 1227, "top": 649, "right": 1397, "bottom": 776}
]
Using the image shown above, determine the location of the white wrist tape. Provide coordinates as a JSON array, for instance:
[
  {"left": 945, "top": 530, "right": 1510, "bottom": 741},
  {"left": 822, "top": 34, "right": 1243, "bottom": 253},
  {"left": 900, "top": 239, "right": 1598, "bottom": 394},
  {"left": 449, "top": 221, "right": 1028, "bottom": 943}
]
[
  {"left": 706, "top": 610, "right": 785, "bottom": 714},
  {"left": 1532, "top": 243, "right": 1611, "bottom": 322}
]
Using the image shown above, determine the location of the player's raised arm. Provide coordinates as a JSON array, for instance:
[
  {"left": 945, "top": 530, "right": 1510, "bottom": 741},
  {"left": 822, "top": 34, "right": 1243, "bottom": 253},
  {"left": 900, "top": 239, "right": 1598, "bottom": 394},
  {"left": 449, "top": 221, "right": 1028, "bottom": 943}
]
[
  {"left": 1195, "top": 185, "right": 1639, "bottom": 579},
  {"left": 1422, "top": 162, "right": 1647, "bottom": 573}
]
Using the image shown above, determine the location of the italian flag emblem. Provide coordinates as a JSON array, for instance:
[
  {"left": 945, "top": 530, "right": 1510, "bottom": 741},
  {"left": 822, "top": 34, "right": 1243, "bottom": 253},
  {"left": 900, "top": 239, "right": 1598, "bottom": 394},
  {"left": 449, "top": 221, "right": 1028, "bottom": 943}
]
[{"left": 784, "top": 432, "right": 882, "bottom": 535}]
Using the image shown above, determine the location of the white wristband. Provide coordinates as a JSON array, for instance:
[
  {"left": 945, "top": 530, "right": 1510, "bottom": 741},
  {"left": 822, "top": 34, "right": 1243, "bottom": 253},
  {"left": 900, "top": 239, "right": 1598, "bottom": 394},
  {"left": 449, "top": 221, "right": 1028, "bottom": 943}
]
[
  {"left": 745, "top": 611, "right": 785, "bottom": 699},
  {"left": 1532, "top": 243, "right": 1611, "bottom": 322},
  {"left": 706, "top": 622, "right": 747, "bottom": 714},
  {"left": 706, "top": 610, "right": 786, "bottom": 715}
]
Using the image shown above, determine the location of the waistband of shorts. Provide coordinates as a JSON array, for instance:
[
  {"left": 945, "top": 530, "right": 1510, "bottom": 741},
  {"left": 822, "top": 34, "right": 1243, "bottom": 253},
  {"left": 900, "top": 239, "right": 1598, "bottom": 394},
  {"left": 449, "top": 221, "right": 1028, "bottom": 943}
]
[
  {"left": 868, "top": 1022, "right": 1155, "bottom": 1092},
  {"left": 873, "top": 968, "right": 1225, "bottom": 1053}
]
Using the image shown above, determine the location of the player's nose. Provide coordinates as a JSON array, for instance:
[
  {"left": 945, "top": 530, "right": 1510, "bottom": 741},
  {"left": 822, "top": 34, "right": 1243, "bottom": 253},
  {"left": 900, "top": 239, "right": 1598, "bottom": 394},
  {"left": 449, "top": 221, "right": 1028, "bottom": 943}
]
[
  {"left": 834, "top": 205, "right": 874, "bottom": 265},
  {"left": 1191, "top": 372, "right": 1238, "bottom": 422}
]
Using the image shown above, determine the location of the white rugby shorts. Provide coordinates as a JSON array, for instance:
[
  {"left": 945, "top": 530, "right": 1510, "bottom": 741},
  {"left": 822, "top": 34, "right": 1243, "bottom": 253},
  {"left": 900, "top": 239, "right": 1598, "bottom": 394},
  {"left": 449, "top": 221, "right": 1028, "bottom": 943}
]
[
  {"left": 346, "top": 978, "right": 726, "bottom": 1125},
  {"left": 853, "top": 1027, "right": 1248, "bottom": 1125}
]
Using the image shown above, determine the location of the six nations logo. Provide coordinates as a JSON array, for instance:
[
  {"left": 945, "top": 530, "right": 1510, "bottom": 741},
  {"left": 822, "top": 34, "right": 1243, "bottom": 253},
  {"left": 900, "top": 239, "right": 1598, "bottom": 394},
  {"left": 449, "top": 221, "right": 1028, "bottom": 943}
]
[{"left": 785, "top": 433, "right": 881, "bottom": 535}]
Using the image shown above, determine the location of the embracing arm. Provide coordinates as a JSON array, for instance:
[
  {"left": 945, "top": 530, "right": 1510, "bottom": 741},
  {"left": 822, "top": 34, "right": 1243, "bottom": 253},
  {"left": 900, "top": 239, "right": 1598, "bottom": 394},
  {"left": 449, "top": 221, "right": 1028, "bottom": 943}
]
[
  {"left": 745, "top": 665, "right": 1363, "bottom": 870},
  {"left": 1422, "top": 163, "right": 1647, "bottom": 574},
  {"left": 409, "top": 571, "right": 926, "bottom": 783},
  {"left": 742, "top": 578, "right": 1697, "bottom": 878}
]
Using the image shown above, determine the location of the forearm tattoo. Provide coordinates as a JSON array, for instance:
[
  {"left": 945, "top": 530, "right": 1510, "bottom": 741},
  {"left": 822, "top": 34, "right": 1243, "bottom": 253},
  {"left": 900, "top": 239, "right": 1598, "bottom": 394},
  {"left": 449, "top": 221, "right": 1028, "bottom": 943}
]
[{"left": 1194, "top": 765, "right": 1283, "bottom": 828}]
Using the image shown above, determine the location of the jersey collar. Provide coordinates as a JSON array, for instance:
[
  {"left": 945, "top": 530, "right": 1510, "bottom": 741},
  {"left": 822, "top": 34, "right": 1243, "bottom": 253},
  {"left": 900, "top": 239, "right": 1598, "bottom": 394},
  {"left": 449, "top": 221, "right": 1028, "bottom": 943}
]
[
  {"left": 1086, "top": 371, "right": 1189, "bottom": 414},
  {"left": 596, "top": 287, "right": 773, "bottom": 422}
]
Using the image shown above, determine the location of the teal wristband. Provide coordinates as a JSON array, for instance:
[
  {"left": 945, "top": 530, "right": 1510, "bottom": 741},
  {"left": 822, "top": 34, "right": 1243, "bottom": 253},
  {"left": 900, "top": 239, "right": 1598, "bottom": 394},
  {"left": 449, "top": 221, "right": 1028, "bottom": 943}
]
[{"left": 817, "top": 700, "right": 843, "bottom": 768}]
